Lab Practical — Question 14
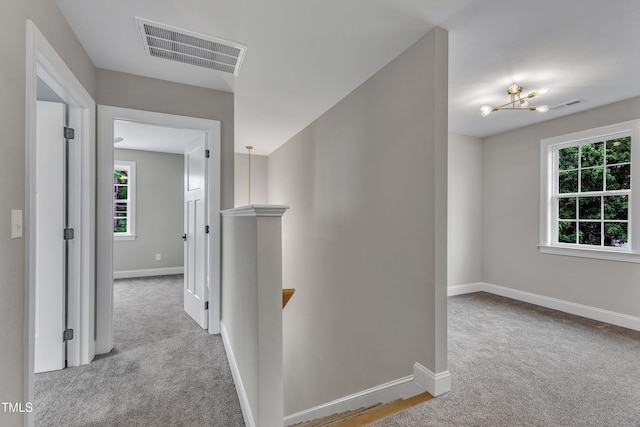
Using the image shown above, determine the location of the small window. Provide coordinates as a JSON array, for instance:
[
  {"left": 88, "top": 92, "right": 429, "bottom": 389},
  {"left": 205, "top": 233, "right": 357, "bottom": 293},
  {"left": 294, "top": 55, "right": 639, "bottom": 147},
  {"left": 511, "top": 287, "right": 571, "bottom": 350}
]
[
  {"left": 539, "top": 120, "right": 640, "bottom": 262},
  {"left": 114, "top": 161, "right": 136, "bottom": 240}
]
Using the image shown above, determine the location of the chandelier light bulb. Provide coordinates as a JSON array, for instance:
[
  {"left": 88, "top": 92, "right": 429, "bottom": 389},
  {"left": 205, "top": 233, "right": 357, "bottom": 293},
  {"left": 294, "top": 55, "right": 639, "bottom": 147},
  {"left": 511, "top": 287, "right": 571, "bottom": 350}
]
[
  {"left": 508, "top": 84, "right": 521, "bottom": 95},
  {"left": 536, "top": 105, "right": 549, "bottom": 112},
  {"left": 537, "top": 87, "right": 550, "bottom": 96},
  {"left": 480, "top": 105, "right": 493, "bottom": 116},
  {"left": 520, "top": 99, "right": 529, "bottom": 108}
]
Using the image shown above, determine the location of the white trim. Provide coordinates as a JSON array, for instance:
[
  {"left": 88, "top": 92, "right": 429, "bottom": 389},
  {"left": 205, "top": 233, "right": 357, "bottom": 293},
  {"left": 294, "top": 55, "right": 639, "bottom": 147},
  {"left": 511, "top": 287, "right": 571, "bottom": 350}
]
[
  {"left": 97, "top": 106, "right": 222, "bottom": 353},
  {"left": 114, "top": 234, "right": 137, "bottom": 241},
  {"left": 448, "top": 282, "right": 640, "bottom": 332},
  {"left": 539, "top": 119, "right": 640, "bottom": 261},
  {"left": 284, "top": 367, "right": 433, "bottom": 426},
  {"left": 538, "top": 244, "right": 640, "bottom": 263},
  {"left": 96, "top": 107, "right": 114, "bottom": 354},
  {"left": 447, "top": 282, "right": 484, "bottom": 296},
  {"left": 25, "top": 20, "right": 96, "bottom": 427},
  {"left": 113, "top": 267, "right": 184, "bottom": 279},
  {"left": 221, "top": 204, "right": 290, "bottom": 217},
  {"left": 113, "top": 160, "right": 136, "bottom": 239},
  {"left": 206, "top": 130, "right": 221, "bottom": 335},
  {"left": 221, "top": 321, "right": 256, "bottom": 427},
  {"left": 413, "top": 363, "right": 451, "bottom": 397}
]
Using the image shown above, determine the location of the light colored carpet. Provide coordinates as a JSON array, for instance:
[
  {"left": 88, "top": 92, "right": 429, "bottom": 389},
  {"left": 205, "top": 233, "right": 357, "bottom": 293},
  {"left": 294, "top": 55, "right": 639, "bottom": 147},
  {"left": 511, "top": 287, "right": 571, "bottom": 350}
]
[
  {"left": 35, "top": 274, "right": 245, "bottom": 426},
  {"left": 372, "top": 292, "right": 640, "bottom": 427}
]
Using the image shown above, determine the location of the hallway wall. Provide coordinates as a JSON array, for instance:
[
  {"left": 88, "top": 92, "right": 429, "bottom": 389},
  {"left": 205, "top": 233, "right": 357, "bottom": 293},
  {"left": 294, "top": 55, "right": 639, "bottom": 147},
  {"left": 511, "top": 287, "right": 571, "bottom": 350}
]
[
  {"left": 269, "top": 27, "right": 448, "bottom": 415},
  {"left": 96, "top": 69, "right": 235, "bottom": 210},
  {"left": 448, "top": 133, "right": 483, "bottom": 286},
  {"left": 0, "top": 3, "right": 97, "bottom": 426}
]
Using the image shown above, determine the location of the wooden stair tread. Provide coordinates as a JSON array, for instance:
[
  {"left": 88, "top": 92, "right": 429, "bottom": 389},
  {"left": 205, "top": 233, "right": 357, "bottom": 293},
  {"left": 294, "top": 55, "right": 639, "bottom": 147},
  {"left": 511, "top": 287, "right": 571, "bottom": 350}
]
[
  {"left": 283, "top": 288, "right": 295, "bottom": 308},
  {"left": 333, "top": 392, "right": 433, "bottom": 426},
  {"left": 291, "top": 404, "right": 383, "bottom": 427},
  {"left": 291, "top": 392, "right": 433, "bottom": 427}
]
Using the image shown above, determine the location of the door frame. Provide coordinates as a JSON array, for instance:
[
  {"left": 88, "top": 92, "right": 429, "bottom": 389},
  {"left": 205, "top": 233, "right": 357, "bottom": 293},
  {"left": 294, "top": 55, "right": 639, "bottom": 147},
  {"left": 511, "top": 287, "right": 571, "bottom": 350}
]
[
  {"left": 25, "top": 19, "right": 96, "bottom": 423},
  {"left": 96, "top": 106, "right": 221, "bottom": 354}
]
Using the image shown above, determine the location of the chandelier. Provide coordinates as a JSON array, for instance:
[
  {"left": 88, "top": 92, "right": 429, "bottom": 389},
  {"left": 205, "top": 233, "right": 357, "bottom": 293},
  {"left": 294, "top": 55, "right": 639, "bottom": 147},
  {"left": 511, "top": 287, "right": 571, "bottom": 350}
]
[{"left": 481, "top": 84, "right": 549, "bottom": 116}]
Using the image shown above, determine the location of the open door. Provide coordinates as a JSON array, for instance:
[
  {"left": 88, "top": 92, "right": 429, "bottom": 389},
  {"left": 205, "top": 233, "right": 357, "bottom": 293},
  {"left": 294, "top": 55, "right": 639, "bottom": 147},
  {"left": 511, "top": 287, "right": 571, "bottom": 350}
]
[
  {"left": 183, "top": 135, "right": 208, "bottom": 329},
  {"left": 34, "top": 101, "right": 66, "bottom": 373}
]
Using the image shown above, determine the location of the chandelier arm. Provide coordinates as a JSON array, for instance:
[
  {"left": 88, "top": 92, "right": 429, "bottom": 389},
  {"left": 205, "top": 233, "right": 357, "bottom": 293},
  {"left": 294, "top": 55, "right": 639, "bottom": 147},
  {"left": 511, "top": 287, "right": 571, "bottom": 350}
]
[
  {"left": 496, "top": 100, "right": 518, "bottom": 109},
  {"left": 481, "top": 85, "right": 549, "bottom": 115},
  {"left": 493, "top": 106, "right": 541, "bottom": 111}
]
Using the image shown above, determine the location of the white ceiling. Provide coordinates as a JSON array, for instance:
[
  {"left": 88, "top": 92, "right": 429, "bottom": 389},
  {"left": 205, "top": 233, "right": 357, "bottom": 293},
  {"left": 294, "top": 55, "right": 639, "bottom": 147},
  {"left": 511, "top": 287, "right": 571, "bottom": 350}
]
[
  {"left": 114, "top": 120, "right": 203, "bottom": 154},
  {"left": 56, "top": 0, "right": 640, "bottom": 156}
]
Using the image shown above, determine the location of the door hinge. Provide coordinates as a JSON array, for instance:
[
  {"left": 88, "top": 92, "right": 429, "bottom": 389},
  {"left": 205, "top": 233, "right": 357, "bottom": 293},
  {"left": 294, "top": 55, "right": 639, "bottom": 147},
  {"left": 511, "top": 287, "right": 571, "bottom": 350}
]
[
  {"left": 205, "top": 301, "right": 209, "bottom": 310},
  {"left": 64, "top": 127, "right": 75, "bottom": 140},
  {"left": 205, "top": 149, "right": 210, "bottom": 158},
  {"left": 63, "top": 329, "right": 74, "bottom": 342},
  {"left": 205, "top": 225, "right": 210, "bottom": 234},
  {"left": 64, "top": 228, "right": 75, "bottom": 240}
]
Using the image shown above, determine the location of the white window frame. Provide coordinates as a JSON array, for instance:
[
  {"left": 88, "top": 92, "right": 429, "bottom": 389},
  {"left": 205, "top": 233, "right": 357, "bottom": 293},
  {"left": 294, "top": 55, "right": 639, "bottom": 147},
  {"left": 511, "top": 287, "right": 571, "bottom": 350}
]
[
  {"left": 114, "top": 160, "right": 136, "bottom": 241},
  {"left": 539, "top": 119, "right": 640, "bottom": 262}
]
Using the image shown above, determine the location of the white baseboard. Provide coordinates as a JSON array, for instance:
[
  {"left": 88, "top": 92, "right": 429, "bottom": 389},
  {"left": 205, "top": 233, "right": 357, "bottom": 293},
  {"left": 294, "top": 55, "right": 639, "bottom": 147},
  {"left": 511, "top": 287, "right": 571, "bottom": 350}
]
[
  {"left": 413, "top": 363, "right": 451, "bottom": 397},
  {"left": 284, "top": 363, "right": 450, "bottom": 426},
  {"left": 448, "top": 282, "right": 640, "bottom": 332},
  {"left": 221, "top": 321, "right": 255, "bottom": 427},
  {"left": 447, "top": 282, "right": 484, "bottom": 296},
  {"left": 113, "top": 267, "right": 183, "bottom": 279}
]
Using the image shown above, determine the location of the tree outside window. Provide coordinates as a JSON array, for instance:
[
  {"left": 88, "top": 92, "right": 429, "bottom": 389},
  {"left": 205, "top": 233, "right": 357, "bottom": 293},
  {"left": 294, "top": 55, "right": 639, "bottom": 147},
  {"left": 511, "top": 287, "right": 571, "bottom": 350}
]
[{"left": 114, "top": 161, "right": 136, "bottom": 239}]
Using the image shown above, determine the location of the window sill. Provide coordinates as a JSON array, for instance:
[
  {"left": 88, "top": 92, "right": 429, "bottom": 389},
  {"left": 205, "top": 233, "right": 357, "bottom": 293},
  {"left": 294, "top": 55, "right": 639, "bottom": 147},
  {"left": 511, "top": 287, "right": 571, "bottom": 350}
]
[
  {"left": 114, "top": 234, "right": 136, "bottom": 241},
  {"left": 538, "top": 244, "right": 640, "bottom": 263}
]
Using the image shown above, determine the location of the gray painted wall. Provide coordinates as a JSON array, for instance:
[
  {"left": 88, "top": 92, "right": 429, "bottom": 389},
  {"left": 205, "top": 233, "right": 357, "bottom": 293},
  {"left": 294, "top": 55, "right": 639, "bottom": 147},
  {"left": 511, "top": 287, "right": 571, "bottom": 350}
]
[
  {"left": 483, "top": 96, "right": 640, "bottom": 317},
  {"left": 113, "top": 149, "right": 184, "bottom": 272},
  {"left": 0, "top": 3, "right": 97, "bottom": 426},
  {"left": 96, "top": 69, "right": 235, "bottom": 211},
  {"left": 448, "top": 133, "right": 484, "bottom": 285},
  {"left": 268, "top": 28, "right": 449, "bottom": 415},
  {"left": 235, "top": 153, "right": 268, "bottom": 206}
]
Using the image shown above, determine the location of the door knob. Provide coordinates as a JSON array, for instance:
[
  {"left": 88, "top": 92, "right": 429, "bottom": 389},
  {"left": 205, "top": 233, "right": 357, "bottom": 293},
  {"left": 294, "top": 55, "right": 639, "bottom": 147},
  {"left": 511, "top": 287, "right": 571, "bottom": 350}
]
[{"left": 181, "top": 233, "right": 187, "bottom": 241}]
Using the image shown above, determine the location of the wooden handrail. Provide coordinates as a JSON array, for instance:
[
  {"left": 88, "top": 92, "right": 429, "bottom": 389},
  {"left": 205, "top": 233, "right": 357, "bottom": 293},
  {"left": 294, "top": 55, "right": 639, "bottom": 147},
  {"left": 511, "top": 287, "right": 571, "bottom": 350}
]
[{"left": 283, "top": 289, "right": 295, "bottom": 309}]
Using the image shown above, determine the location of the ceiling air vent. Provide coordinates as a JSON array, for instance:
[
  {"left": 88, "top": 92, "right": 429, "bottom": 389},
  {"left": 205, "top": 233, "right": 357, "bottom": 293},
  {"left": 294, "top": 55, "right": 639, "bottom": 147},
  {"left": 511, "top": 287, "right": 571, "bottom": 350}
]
[
  {"left": 549, "top": 99, "right": 585, "bottom": 111},
  {"left": 135, "top": 17, "right": 247, "bottom": 76}
]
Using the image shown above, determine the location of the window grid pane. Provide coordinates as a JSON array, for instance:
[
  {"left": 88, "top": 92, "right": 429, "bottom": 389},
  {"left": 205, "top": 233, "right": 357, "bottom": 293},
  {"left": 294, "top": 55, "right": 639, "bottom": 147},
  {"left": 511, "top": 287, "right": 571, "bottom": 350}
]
[
  {"left": 114, "top": 167, "right": 130, "bottom": 234},
  {"left": 555, "top": 136, "right": 631, "bottom": 248}
]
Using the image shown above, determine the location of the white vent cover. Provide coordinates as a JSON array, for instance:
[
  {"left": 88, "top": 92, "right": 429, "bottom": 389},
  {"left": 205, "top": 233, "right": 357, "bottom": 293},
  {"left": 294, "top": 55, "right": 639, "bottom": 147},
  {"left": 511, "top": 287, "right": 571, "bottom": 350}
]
[
  {"left": 135, "top": 17, "right": 246, "bottom": 76},
  {"left": 549, "top": 99, "right": 585, "bottom": 110}
]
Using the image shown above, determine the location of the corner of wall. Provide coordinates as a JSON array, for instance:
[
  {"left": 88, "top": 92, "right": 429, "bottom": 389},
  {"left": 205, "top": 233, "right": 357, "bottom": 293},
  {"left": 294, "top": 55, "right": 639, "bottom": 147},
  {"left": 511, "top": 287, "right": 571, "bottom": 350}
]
[{"left": 413, "top": 362, "right": 451, "bottom": 397}]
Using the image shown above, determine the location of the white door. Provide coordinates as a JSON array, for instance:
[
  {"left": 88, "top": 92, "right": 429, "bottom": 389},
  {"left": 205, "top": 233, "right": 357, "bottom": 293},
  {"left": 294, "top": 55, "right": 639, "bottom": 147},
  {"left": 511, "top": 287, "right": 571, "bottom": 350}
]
[
  {"left": 34, "top": 101, "right": 66, "bottom": 373},
  {"left": 184, "top": 136, "right": 208, "bottom": 329}
]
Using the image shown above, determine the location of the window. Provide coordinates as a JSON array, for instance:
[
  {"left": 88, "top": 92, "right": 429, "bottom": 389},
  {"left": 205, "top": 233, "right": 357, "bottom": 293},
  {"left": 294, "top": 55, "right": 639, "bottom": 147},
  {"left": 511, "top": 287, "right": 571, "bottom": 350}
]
[
  {"left": 114, "top": 161, "right": 136, "bottom": 240},
  {"left": 540, "top": 119, "right": 640, "bottom": 262}
]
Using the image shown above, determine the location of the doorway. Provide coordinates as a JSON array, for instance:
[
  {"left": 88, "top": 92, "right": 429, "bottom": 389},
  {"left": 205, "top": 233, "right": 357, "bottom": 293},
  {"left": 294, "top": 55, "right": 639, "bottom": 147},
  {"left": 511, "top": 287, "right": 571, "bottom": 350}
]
[
  {"left": 97, "top": 106, "right": 221, "bottom": 355},
  {"left": 26, "top": 20, "right": 96, "bottom": 425},
  {"left": 111, "top": 120, "right": 210, "bottom": 331}
]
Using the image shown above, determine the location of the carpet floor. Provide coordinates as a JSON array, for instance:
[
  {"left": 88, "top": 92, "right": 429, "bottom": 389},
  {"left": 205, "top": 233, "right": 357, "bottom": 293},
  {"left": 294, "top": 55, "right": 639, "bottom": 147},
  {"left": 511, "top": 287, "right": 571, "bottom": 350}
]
[
  {"left": 371, "top": 292, "right": 640, "bottom": 427},
  {"left": 34, "top": 274, "right": 245, "bottom": 427}
]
